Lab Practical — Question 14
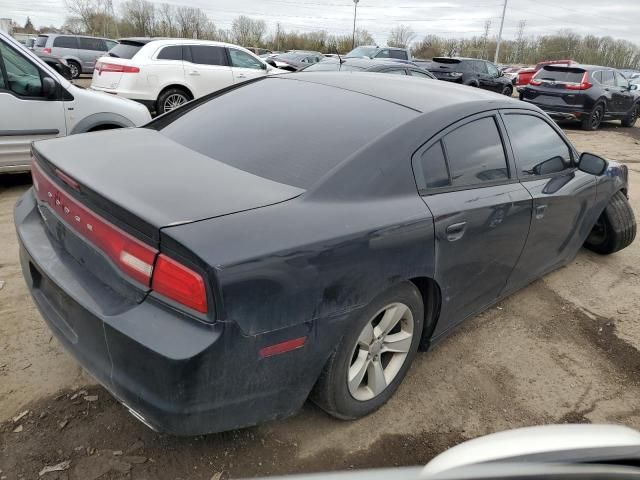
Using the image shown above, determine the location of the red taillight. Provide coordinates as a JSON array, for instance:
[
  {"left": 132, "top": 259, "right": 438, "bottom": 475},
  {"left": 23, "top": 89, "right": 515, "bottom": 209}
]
[
  {"left": 43, "top": 47, "right": 52, "bottom": 54},
  {"left": 152, "top": 254, "right": 208, "bottom": 314},
  {"left": 565, "top": 72, "right": 592, "bottom": 90},
  {"left": 31, "top": 160, "right": 157, "bottom": 286},
  {"left": 96, "top": 61, "right": 140, "bottom": 73}
]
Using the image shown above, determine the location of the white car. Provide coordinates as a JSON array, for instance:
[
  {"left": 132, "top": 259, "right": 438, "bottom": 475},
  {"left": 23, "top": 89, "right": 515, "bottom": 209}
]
[
  {"left": 90, "top": 38, "right": 287, "bottom": 114},
  {"left": 0, "top": 30, "right": 151, "bottom": 174}
]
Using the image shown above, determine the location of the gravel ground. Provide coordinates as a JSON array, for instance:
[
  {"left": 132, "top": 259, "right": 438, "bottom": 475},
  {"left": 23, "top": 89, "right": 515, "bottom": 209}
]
[{"left": 0, "top": 121, "right": 639, "bottom": 479}]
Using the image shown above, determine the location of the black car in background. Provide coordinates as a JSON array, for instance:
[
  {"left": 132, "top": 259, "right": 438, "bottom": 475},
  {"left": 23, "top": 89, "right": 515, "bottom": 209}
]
[
  {"left": 16, "top": 73, "right": 635, "bottom": 435},
  {"left": 302, "top": 57, "right": 436, "bottom": 78},
  {"left": 520, "top": 64, "right": 640, "bottom": 130},
  {"left": 416, "top": 57, "right": 514, "bottom": 96},
  {"left": 34, "top": 52, "right": 73, "bottom": 79}
]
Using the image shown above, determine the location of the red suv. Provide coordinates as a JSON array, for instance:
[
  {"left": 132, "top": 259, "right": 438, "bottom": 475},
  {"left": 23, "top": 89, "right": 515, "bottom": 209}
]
[{"left": 517, "top": 59, "right": 576, "bottom": 87}]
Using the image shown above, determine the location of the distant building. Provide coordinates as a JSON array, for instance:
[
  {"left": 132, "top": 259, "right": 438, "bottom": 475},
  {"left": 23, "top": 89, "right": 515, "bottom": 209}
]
[{"left": 0, "top": 18, "right": 12, "bottom": 34}]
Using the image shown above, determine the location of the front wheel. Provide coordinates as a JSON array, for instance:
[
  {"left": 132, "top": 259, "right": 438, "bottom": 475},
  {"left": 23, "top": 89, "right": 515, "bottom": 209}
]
[
  {"left": 311, "top": 282, "right": 424, "bottom": 420},
  {"left": 584, "top": 191, "right": 636, "bottom": 255},
  {"left": 67, "top": 60, "right": 81, "bottom": 79},
  {"left": 621, "top": 103, "right": 639, "bottom": 128},
  {"left": 501, "top": 85, "right": 513, "bottom": 96},
  {"left": 581, "top": 103, "right": 604, "bottom": 131}
]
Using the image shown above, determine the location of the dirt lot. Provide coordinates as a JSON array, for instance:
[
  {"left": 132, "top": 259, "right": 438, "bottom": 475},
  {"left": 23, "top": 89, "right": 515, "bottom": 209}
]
[{"left": 1, "top": 122, "right": 639, "bottom": 479}]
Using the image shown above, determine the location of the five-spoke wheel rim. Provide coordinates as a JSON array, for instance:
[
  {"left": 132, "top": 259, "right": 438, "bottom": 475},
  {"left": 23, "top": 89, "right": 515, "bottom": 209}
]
[
  {"left": 163, "top": 94, "right": 187, "bottom": 112},
  {"left": 347, "top": 302, "right": 414, "bottom": 401}
]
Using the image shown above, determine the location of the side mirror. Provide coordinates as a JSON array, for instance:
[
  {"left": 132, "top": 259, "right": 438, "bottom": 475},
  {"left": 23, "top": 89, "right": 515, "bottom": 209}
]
[
  {"left": 42, "top": 77, "right": 57, "bottom": 99},
  {"left": 260, "top": 62, "right": 267, "bottom": 70},
  {"left": 265, "top": 58, "right": 277, "bottom": 68},
  {"left": 630, "top": 83, "right": 638, "bottom": 91},
  {"left": 578, "top": 152, "right": 608, "bottom": 176}
]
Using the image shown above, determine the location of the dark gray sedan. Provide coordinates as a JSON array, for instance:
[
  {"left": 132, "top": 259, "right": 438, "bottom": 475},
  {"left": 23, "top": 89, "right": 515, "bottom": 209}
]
[
  {"left": 302, "top": 57, "right": 437, "bottom": 78},
  {"left": 16, "top": 73, "right": 635, "bottom": 435}
]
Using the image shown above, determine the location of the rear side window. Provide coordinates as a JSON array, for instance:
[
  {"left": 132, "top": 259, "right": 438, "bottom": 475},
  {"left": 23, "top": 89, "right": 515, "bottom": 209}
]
[
  {"left": 53, "top": 36, "right": 78, "bottom": 49},
  {"left": 473, "top": 61, "right": 488, "bottom": 74},
  {"left": 503, "top": 114, "right": 572, "bottom": 177},
  {"left": 35, "top": 36, "right": 48, "bottom": 48},
  {"left": 157, "top": 45, "right": 183, "bottom": 61},
  {"left": 108, "top": 42, "right": 143, "bottom": 59},
  {"left": 389, "top": 50, "right": 408, "bottom": 60},
  {"left": 443, "top": 117, "right": 509, "bottom": 187},
  {"left": 601, "top": 70, "right": 615, "bottom": 86},
  {"left": 159, "top": 78, "right": 416, "bottom": 188},
  {"left": 415, "top": 141, "right": 450, "bottom": 189},
  {"left": 537, "top": 67, "right": 585, "bottom": 83},
  {"left": 78, "top": 37, "right": 106, "bottom": 51},
  {"left": 592, "top": 71, "right": 603, "bottom": 84},
  {"left": 190, "top": 45, "right": 227, "bottom": 66}
]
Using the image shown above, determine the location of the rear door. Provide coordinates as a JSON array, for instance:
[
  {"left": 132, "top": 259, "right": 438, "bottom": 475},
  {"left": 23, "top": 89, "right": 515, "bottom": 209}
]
[
  {"left": 228, "top": 48, "right": 267, "bottom": 83},
  {"left": 0, "top": 39, "right": 65, "bottom": 171},
  {"left": 77, "top": 37, "right": 108, "bottom": 72},
  {"left": 184, "top": 45, "right": 233, "bottom": 98},
  {"left": 599, "top": 70, "right": 617, "bottom": 113},
  {"left": 414, "top": 113, "right": 532, "bottom": 332},
  {"left": 500, "top": 111, "right": 597, "bottom": 292}
]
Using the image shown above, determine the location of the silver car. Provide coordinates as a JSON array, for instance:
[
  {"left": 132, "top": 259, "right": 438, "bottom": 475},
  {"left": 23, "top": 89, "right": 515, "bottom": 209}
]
[{"left": 33, "top": 34, "right": 118, "bottom": 79}]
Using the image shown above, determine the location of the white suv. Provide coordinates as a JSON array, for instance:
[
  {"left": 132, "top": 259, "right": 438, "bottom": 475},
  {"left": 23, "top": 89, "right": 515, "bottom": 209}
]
[
  {"left": 91, "top": 38, "right": 286, "bottom": 114},
  {"left": 0, "top": 30, "right": 151, "bottom": 174}
]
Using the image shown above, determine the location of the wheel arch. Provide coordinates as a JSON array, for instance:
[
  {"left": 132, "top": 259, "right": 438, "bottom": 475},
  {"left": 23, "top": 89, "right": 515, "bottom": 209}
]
[
  {"left": 70, "top": 112, "right": 135, "bottom": 134},
  {"left": 408, "top": 276, "right": 442, "bottom": 351},
  {"left": 157, "top": 83, "right": 194, "bottom": 101}
]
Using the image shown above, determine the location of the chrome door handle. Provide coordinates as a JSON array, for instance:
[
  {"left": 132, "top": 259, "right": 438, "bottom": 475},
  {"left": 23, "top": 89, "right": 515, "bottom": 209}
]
[
  {"left": 188, "top": 71, "right": 200, "bottom": 76},
  {"left": 445, "top": 222, "right": 467, "bottom": 242},
  {"left": 237, "top": 74, "right": 247, "bottom": 79},
  {"left": 535, "top": 204, "right": 547, "bottom": 219}
]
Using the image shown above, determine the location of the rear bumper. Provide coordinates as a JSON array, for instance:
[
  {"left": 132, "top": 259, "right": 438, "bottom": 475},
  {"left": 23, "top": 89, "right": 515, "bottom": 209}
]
[
  {"left": 90, "top": 85, "right": 157, "bottom": 103},
  {"left": 521, "top": 99, "right": 588, "bottom": 120},
  {"left": 15, "top": 190, "right": 329, "bottom": 435}
]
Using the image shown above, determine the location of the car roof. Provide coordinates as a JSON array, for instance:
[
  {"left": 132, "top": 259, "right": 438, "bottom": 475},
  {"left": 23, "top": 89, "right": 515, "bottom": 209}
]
[
  {"left": 277, "top": 72, "right": 522, "bottom": 113},
  {"left": 330, "top": 58, "right": 414, "bottom": 68}
]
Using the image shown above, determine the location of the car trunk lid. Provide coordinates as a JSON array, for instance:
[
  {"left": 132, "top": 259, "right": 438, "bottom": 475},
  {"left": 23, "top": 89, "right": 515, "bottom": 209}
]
[
  {"left": 32, "top": 128, "right": 304, "bottom": 244},
  {"left": 91, "top": 57, "right": 138, "bottom": 89}
]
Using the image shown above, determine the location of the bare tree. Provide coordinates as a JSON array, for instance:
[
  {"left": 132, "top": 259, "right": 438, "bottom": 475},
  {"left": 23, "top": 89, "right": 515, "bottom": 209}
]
[
  {"left": 157, "top": 3, "right": 175, "bottom": 37},
  {"left": 64, "top": 0, "right": 100, "bottom": 34},
  {"left": 120, "top": 0, "right": 156, "bottom": 37},
  {"left": 231, "top": 15, "right": 267, "bottom": 47},
  {"left": 388, "top": 24, "right": 415, "bottom": 48},
  {"left": 174, "top": 6, "right": 213, "bottom": 39},
  {"left": 480, "top": 20, "right": 491, "bottom": 60}
]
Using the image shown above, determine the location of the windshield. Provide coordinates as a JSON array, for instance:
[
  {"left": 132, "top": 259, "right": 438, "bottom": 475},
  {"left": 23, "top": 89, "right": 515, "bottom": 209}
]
[{"left": 346, "top": 46, "right": 378, "bottom": 57}]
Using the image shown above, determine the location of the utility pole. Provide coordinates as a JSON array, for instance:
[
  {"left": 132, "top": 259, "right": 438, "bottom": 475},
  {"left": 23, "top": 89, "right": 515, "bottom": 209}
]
[
  {"left": 494, "top": 0, "right": 507, "bottom": 64},
  {"left": 352, "top": 0, "right": 360, "bottom": 50}
]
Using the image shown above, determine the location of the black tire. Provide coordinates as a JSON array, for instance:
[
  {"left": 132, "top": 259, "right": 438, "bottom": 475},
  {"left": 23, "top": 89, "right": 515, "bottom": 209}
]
[
  {"left": 501, "top": 85, "right": 513, "bottom": 96},
  {"left": 584, "top": 191, "right": 636, "bottom": 255},
  {"left": 621, "top": 103, "right": 639, "bottom": 128},
  {"left": 68, "top": 60, "right": 81, "bottom": 79},
  {"left": 581, "top": 103, "right": 604, "bottom": 131},
  {"left": 311, "top": 282, "right": 424, "bottom": 420},
  {"left": 156, "top": 88, "right": 190, "bottom": 114}
]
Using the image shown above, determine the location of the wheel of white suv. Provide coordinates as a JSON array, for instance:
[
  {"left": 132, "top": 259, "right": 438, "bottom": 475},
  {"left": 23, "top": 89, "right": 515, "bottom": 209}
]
[
  {"left": 311, "top": 282, "right": 424, "bottom": 419},
  {"left": 157, "top": 88, "right": 190, "bottom": 114}
]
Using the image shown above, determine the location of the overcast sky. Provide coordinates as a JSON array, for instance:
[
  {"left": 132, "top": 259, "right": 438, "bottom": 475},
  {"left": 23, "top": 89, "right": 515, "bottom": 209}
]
[{"left": 5, "top": 0, "right": 640, "bottom": 45}]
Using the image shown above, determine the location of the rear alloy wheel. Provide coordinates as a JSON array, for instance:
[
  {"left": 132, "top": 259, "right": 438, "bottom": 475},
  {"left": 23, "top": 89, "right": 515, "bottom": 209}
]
[
  {"left": 157, "top": 88, "right": 190, "bottom": 114},
  {"left": 581, "top": 103, "right": 604, "bottom": 131},
  {"left": 68, "top": 60, "right": 81, "bottom": 79},
  {"left": 584, "top": 191, "right": 636, "bottom": 255},
  {"left": 311, "top": 282, "right": 424, "bottom": 419},
  {"left": 501, "top": 85, "right": 513, "bottom": 96},
  {"left": 621, "top": 103, "right": 639, "bottom": 128}
]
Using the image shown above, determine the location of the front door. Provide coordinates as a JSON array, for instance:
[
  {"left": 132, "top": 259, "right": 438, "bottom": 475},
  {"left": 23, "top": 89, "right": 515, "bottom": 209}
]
[
  {"left": 500, "top": 111, "right": 598, "bottom": 293},
  {"left": 614, "top": 70, "right": 635, "bottom": 114},
  {"left": 184, "top": 45, "right": 234, "bottom": 99},
  {"left": 0, "top": 39, "right": 65, "bottom": 172},
  {"left": 414, "top": 114, "right": 532, "bottom": 335},
  {"left": 228, "top": 48, "right": 267, "bottom": 83}
]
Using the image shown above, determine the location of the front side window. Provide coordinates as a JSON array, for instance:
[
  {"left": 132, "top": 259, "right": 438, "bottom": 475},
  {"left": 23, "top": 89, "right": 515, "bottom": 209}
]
[
  {"left": 229, "top": 49, "right": 263, "bottom": 69},
  {"left": 53, "top": 36, "right": 78, "bottom": 49},
  {"left": 389, "top": 50, "right": 408, "bottom": 60},
  {"left": 410, "top": 70, "right": 433, "bottom": 79},
  {"left": 0, "top": 41, "right": 43, "bottom": 97},
  {"left": 384, "top": 68, "right": 407, "bottom": 75},
  {"left": 190, "top": 45, "right": 227, "bottom": 66},
  {"left": 614, "top": 71, "right": 629, "bottom": 88},
  {"left": 486, "top": 62, "right": 499, "bottom": 77},
  {"left": 503, "top": 114, "right": 572, "bottom": 177},
  {"left": 375, "top": 49, "right": 390, "bottom": 58},
  {"left": 157, "top": 45, "right": 183, "bottom": 61},
  {"left": 443, "top": 117, "right": 509, "bottom": 187}
]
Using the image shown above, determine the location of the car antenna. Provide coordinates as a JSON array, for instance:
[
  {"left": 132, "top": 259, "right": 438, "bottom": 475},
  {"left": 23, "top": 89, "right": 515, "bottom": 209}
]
[{"left": 338, "top": 53, "right": 345, "bottom": 64}]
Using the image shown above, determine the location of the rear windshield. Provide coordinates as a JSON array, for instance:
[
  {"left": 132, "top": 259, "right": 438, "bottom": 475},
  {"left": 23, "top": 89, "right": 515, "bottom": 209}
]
[
  {"left": 536, "top": 67, "right": 585, "bottom": 83},
  {"left": 108, "top": 42, "right": 143, "bottom": 59},
  {"left": 303, "top": 62, "right": 366, "bottom": 72},
  {"left": 35, "top": 36, "right": 48, "bottom": 48},
  {"left": 158, "top": 78, "right": 416, "bottom": 188}
]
